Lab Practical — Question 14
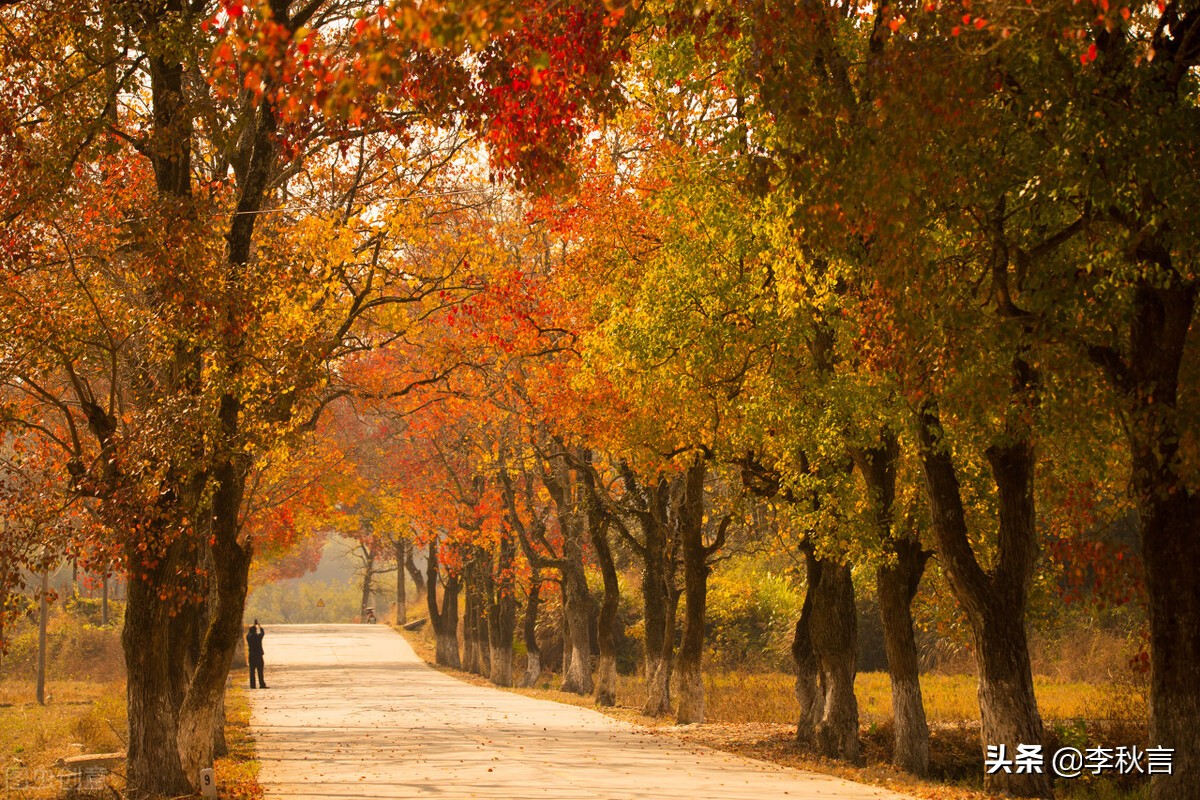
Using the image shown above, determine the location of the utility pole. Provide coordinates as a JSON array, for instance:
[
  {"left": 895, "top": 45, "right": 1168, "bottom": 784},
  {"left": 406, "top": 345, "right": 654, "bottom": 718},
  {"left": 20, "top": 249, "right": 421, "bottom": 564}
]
[
  {"left": 101, "top": 574, "right": 109, "bottom": 626},
  {"left": 36, "top": 565, "right": 49, "bottom": 705}
]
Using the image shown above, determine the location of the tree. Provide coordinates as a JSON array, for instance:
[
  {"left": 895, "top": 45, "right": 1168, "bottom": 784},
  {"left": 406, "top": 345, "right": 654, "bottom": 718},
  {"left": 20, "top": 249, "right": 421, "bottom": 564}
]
[{"left": 0, "top": 0, "right": 638, "bottom": 792}]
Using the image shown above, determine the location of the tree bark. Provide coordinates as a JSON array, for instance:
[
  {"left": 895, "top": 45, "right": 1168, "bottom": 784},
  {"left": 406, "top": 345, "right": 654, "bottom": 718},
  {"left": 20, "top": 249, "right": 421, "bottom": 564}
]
[
  {"left": 122, "top": 541, "right": 193, "bottom": 797},
  {"left": 1091, "top": 281, "right": 1198, "bottom": 800},
  {"left": 359, "top": 545, "right": 375, "bottom": 622},
  {"left": 488, "top": 527, "right": 517, "bottom": 687},
  {"left": 426, "top": 541, "right": 461, "bottom": 669},
  {"left": 559, "top": 564, "right": 593, "bottom": 694},
  {"left": 541, "top": 446, "right": 594, "bottom": 695},
  {"left": 395, "top": 538, "right": 407, "bottom": 625},
  {"left": 791, "top": 551, "right": 824, "bottom": 747},
  {"left": 212, "top": 690, "right": 228, "bottom": 759},
  {"left": 463, "top": 572, "right": 483, "bottom": 675},
  {"left": 853, "top": 434, "right": 931, "bottom": 776},
  {"left": 618, "top": 469, "right": 680, "bottom": 718},
  {"left": 406, "top": 547, "right": 426, "bottom": 598},
  {"left": 809, "top": 560, "right": 862, "bottom": 764},
  {"left": 917, "top": 402, "right": 1050, "bottom": 798},
  {"left": 466, "top": 559, "right": 492, "bottom": 677},
  {"left": 499, "top": 464, "right": 549, "bottom": 689},
  {"left": 175, "top": 439, "right": 254, "bottom": 788},
  {"left": 675, "top": 457, "right": 713, "bottom": 725},
  {"left": 643, "top": 584, "right": 680, "bottom": 717},
  {"left": 876, "top": 540, "right": 931, "bottom": 776},
  {"left": 519, "top": 570, "right": 543, "bottom": 688},
  {"left": 586, "top": 515, "right": 618, "bottom": 707},
  {"left": 580, "top": 454, "right": 620, "bottom": 706}
]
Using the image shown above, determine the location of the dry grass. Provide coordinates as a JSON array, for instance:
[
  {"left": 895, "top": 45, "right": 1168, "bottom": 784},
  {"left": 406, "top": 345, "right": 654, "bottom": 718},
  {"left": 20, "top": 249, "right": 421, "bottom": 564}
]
[
  {"left": 696, "top": 670, "right": 1138, "bottom": 726},
  {"left": 2, "top": 610, "right": 263, "bottom": 800},
  {"left": 0, "top": 679, "right": 127, "bottom": 799},
  {"left": 397, "top": 624, "right": 1148, "bottom": 800},
  {"left": 215, "top": 683, "right": 264, "bottom": 800}
]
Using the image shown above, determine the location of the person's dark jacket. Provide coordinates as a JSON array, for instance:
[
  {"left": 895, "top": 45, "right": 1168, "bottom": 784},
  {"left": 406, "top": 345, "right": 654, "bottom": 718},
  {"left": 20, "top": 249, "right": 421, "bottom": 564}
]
[{"left": 246, "top": 626, "right": 265, "bottom": 661}]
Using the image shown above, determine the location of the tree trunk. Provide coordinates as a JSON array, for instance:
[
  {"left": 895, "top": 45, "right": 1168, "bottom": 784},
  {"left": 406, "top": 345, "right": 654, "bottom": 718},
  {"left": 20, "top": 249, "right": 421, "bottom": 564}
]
[
  {"left": 792, "top": 545, "right": 824, "bottom": 746},
  {"left": 810, "top": 561, "right": 861, "bottom": 764},
  {"left": 463, "top": 584, "right": 480, "bottom": 675},
  {"left": 463, "top": 566, "right": 492, "bottom": 681},
  {"left": 176, "top": 447, "right": 253, "bottom": 787},
  {"left": 583, "top": 458, "right": 620, "bottom": 707},
  {"left": 591, "top": 524, "right": 620, "bottom": 706},
  {"left": 917, "top": 403, "right": 1050, "bottom": 798},
  {"left": 675, "top": 458, "right": 711, "bottom": 725},
  {"left": 488, "top": 529, "right": 517, "bottom": 687},
  {"left": 123, "top": 543, "right": 193, "bottom": 797},
  {"left": 359, "top": 553, "right": 374, "bottom": 622},
  {"left": 1140, "top": 485, "right": 1200, "bottom": 800},
  {"left": 426, "top": 541, "right": 461, "bottom": 669},
  {"left": 395, "top": 539, "right": 407, "bottom": 625},
  {"left": 465, "top": 547, "right": 491, "bottom": 677},
  {"left": 559, "top": 564, "right": 593, "bottom": 694},
  {"left": 643, "top": 585, "right": 679, "bottom": 717},
  {"left": 212, "top": 691, "right": 229, "bottom": 759},
  {"left": 540, "top": 446, "right": 594, "bottom": 696},
  {"left": 876, "top": 542, "right": 930, "bottom": 776},
  {"left": 854, "top": 434, "right": 931, "bottom": 776},
  {"left": 406, "top": 548, "right": 426, "bottom": 598},
  {"left": 1091, "top": 281, "right": 1199, "bottom": 800},
  {"left": 627, "top": 471, "right": 679, "bottom": 718},
  {"left": 519, "top": 570, "right": 543, "bottom": 688}
]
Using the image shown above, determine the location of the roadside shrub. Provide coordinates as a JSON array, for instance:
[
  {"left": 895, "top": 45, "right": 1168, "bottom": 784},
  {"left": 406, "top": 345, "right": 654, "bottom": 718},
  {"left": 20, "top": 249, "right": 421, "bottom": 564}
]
[{"left": 705, "top": 565, "right": 802, "bottom": 672}]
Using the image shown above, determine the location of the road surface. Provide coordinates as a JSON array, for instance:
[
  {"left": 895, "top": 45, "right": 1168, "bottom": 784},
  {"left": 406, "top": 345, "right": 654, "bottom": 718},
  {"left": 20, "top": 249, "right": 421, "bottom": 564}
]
[{"left": 246, "top": 624, "right": 913, "bottom": 800}]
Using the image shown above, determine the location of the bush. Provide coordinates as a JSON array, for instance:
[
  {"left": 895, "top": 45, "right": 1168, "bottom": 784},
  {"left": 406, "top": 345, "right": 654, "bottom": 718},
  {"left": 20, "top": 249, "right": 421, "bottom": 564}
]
[
  {"left": 0, "top": 611, "right": 124, "bottom": 682},
  {"left": 705, "top": 564, "right": 803, "bottom": 672}
]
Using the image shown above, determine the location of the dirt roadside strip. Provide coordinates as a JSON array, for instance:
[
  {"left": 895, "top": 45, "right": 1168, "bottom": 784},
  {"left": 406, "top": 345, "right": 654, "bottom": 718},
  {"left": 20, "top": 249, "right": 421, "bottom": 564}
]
[{"left": 247, "top": 624, "right": 915, "bottom": 800}]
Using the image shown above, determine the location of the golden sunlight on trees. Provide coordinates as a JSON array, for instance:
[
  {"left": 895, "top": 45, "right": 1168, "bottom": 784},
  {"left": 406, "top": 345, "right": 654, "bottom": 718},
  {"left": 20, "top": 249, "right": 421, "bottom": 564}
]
[{"left": 1, "top": 1, "right": 1195, "bottom": 799}]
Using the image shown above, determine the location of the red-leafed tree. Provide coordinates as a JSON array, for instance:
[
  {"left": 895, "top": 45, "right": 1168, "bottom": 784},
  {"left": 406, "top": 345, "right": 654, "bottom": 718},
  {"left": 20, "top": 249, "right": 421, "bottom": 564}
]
[{"left": 0, "top": 1, "right": 637, "bottom": 794}]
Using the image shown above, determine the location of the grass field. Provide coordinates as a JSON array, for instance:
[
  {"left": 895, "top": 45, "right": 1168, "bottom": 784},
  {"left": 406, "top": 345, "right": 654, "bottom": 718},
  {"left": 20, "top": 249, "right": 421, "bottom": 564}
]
[
  {"left": 1, "top": 611, "right": 262, "bottom": 800},
  {"left": 0, "top": 678, "right": 127, "bottom": 799}
]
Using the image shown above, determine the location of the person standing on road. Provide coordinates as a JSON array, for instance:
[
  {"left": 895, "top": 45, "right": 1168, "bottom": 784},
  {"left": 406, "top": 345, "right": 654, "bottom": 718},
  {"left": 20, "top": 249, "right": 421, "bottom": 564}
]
[{"left": 247, "top": 620, "right": 268, "bottom": 689}]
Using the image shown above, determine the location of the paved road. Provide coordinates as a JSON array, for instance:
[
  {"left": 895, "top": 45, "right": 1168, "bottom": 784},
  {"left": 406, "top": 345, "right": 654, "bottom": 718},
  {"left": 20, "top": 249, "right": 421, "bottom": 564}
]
[{"left": 246, "top": 624, "right": 912, "bottom": 800}]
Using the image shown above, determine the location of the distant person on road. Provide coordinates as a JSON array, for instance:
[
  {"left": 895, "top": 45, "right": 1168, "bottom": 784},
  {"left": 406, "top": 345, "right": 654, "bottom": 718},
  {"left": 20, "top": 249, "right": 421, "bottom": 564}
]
[{"left": 247, "top": 620, "right": 268, "bottom": 689}]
